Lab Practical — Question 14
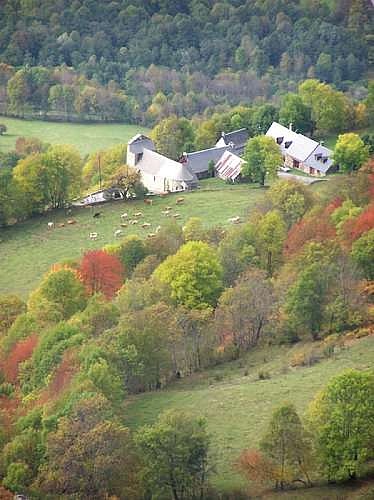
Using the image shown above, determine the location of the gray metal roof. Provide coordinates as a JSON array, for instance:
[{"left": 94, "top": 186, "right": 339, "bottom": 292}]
[
  {"left": 184, "top": 145, "right": 232, "bottom": 174},
  {"left": 266, "top": 122, "right": 320, "bottom": 162},
  {"left": 137, "top": 148, "right": 197, "bottom": 182},
  {"left": 220, "top": 128, "right": 249, "bottom": 147},
  {"left": 304, "top": 144, "right": 334, "bottom": 173},
  {"left": 128, "top": 133, "right": 152, "bottom": 145}
]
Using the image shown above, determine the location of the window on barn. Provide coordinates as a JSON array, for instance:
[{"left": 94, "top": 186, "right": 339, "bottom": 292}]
[
  {"left": 276, "top": 136, "right": 284, "bottom": 144},
  {"left": 285, "top": 141, "right": 292, "bottom": 148}
]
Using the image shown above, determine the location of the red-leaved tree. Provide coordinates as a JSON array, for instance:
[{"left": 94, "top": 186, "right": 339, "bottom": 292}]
[
  {"left": 284, "top": 214, "right": 336, "bottom": 258},
  {"left": 324, "top": 196, "right": 343, "bottom": 216},
  {"left": 340, "top": 202, "right": 374, "bottom": 248},
  {"left": 1, "top": 334, "right": 38, "bottom": 383},
  {"left": 237, "top": 449, "right": 277, "bottom": 490},
  {"left": 79, "top": 250, "right": 124, "bottom": 299}
]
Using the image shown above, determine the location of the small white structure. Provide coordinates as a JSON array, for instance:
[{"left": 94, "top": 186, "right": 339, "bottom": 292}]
[
  {"left": 127, "top": 134, "right": 198, "bottom": 193},
  {"left": 215, "top": 150, "right": 245, "bottom": 181},
  {"left": 72, "top": 187, "right": 125, "bottom": 207}
]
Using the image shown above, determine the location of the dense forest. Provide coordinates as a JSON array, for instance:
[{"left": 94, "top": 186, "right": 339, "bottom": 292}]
[{"left": 0, "top": 0, "right": 372, "bottom": 123}]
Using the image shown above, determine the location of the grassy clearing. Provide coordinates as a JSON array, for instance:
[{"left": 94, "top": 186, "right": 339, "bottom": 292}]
[
  {"left": 124, "top": 336, "right": 374, "bottom": 494},
  {"left": 0, "top": 116, "right": 149, "bottom": 155},
  {"left": 0, "top": 180, "right": 266, "bottom": 298}
]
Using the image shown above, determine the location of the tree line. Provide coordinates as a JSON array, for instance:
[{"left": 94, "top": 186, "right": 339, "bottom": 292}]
[
  {"left": 0, "top": 0, "right": 371, "bottom": 110},
  {"left": 0, "top": 159, "right": 373, "bottom": 497}
]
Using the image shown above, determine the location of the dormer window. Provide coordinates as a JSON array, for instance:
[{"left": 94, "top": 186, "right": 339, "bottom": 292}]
[
  {"left": 323, "top": 157, "right": 328, "bottom": 164},
  {"left": 315, "top": 153, "right": 322, "bottom": 161},
  {"left": 276, "top": 136, "right": 284, "bottom": 145},
  {"left": 285, "top": 141, "right": 292, "bottom": 148},
  {"left": 135, "top": 152, "right": 143, "bottom": 163}
]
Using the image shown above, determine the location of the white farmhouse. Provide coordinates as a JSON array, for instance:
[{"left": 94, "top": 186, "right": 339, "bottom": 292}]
[
  {"left": 266, "top": 122, "right": 335, "bottom": 176},
  {"left": 127, "top": 134, "right": 198, "bottom": 193}
]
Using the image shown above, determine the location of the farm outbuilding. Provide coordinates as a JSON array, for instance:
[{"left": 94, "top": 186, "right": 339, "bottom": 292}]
[{"left": 215, "top": 150, "right": 245, "bottom": 181}]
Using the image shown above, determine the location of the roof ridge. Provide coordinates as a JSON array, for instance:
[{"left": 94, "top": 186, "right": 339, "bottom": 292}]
[{"left": 187, "top": 145, "right": 231, "bottom": 156}]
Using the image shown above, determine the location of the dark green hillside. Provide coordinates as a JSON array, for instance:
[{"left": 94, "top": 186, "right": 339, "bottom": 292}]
[{"left": 0, "top": 1, "right": 372, "bottom": 121}]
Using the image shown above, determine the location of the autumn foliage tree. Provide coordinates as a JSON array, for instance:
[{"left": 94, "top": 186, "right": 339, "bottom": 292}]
[
  {"left": 80, "top": 250, "right": 124, "bottom": 299},
  {"left": 340, "top": 203, "right": 374, "bottom": 247},
  {"left": 284, "top": 213, "right": 336, "bottom": 258},
  {"left": 237, "top": 449, "right": 277, "bottom": 491},
  {"left": 1, "top": 334, "right": 38, "bottom": 383}
]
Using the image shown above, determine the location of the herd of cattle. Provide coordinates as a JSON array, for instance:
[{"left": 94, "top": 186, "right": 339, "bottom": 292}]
[{"left": 46, "top": 195, "right": 242, "bottom": 241}]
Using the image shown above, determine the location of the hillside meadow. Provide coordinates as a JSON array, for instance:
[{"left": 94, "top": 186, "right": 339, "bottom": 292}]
[
  {"left": 124, "top": 335, "right": 374, "bottom": 495},
  {"left": 0, "top": 116, "right": 149, "bottom": 155},
  {"left": 0, "top": 179, "right": 267, "bottom": 298}
]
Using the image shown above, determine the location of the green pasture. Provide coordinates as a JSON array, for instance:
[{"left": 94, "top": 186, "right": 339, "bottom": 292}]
[
  {"left": 0, "top": 116, "right": 149, "bottom": 155},
  {"left": 0, "top": 180, "right": 266, "bottom": 298},
  {"left": 125, "top": 336, "right": 374, "bottom": 494}
]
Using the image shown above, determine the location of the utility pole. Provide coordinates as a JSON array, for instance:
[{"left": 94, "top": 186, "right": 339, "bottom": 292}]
[{"left": 98, "top": 154, "right": 102, "bottom": 190}]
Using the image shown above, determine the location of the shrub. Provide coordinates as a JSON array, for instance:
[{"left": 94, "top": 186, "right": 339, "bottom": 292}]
[
  {"left": 258, "top": 369, "right": 271, "bottom": 380},
  {"left": 0, "top": 382, "right": 14, "bottom": 397}
]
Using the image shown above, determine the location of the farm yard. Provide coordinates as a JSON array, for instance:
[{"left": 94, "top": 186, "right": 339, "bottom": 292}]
[
  {"left": 125, "top": 335, "right": 374, "bottom": 494},
  {"left": 0, "top": 179, "right": 267, "bottom": 298},
  {"left": 0, "top": 116, "right": 150, "bottom": 155}
]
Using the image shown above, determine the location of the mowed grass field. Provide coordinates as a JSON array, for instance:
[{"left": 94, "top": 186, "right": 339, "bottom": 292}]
[
  {"left": 124, "top": 335, "right": 374, "bottom": 495},
  {"left": 0, "top": 116, "right": 149, "bottom": 155},
  {"left": 0, "top": 179, "right": 267, "bottom": 298}
]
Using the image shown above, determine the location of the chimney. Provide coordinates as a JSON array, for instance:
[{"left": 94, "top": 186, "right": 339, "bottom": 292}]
[
  {"left": 289, "top": 122, "right": 293, "bottom": 131},
  {"left": 180, "top": 152, "right": 187, "bottom": 164}
]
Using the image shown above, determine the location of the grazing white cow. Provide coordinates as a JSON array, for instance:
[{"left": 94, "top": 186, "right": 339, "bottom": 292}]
[
  {"left": 228, "top": 216, "right": 241, "bottom": 224},
  {"left": 89, "top": 232, "right": 98, "bottom": 240},
  {"left": 155, "top": 225, "right": 161, "bottom": 233},
  {"left": 147, "top": 233, "right": 156, "bottom": 238},
  {"left": 142, "top": 222, "right": 151, "bottom": 228},
  {"left": 131, "top": 219, "right": 139, "bottom": 225},
  {"left": 114, "top": 229, "right": 122, "bottom": 237},
  {"left": 173, "top": 213, "right": 181, "bottom": 218},
  {"left": 134, "top": 211, "right": 143, "bottom": 217},
  {"left": 47, "top": 222, "right": 54, "bottom": 229},
  {"left": 120, "top": 213, "right": 128, "bottom": 220}
]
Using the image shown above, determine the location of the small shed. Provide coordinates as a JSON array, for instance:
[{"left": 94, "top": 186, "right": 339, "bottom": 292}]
[{"left": 215, "top": 150, "right": 245, "bottom": 181}]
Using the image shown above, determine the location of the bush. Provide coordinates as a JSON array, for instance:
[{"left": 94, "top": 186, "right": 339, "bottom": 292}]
[
  {"left": 258, "top": 369, "right": 271, "bottom": 380},
  {"left": 289, "top": 346, "right": 321, "bottom": 367},
  {"left": 0, "top": 382, "right": 14, "bottom": 397}
]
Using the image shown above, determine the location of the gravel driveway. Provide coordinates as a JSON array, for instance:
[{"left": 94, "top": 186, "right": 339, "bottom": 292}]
[{"left": 278, "top": 171, "right": 328, "bottom": 185}]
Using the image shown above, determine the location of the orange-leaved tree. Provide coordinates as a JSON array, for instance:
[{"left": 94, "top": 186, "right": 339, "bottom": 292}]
[
  {"left": 340, "top": 202, "right": 374, "bottom": 248},
  {"left": 1, "top": 334, "right": 38, "bottom": 383},
  {"left": 79, "top": 250, "right": 124, "bottom": 299},
  {"left": 284, "top": 213, "right": 336, "bottom": 258}
]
